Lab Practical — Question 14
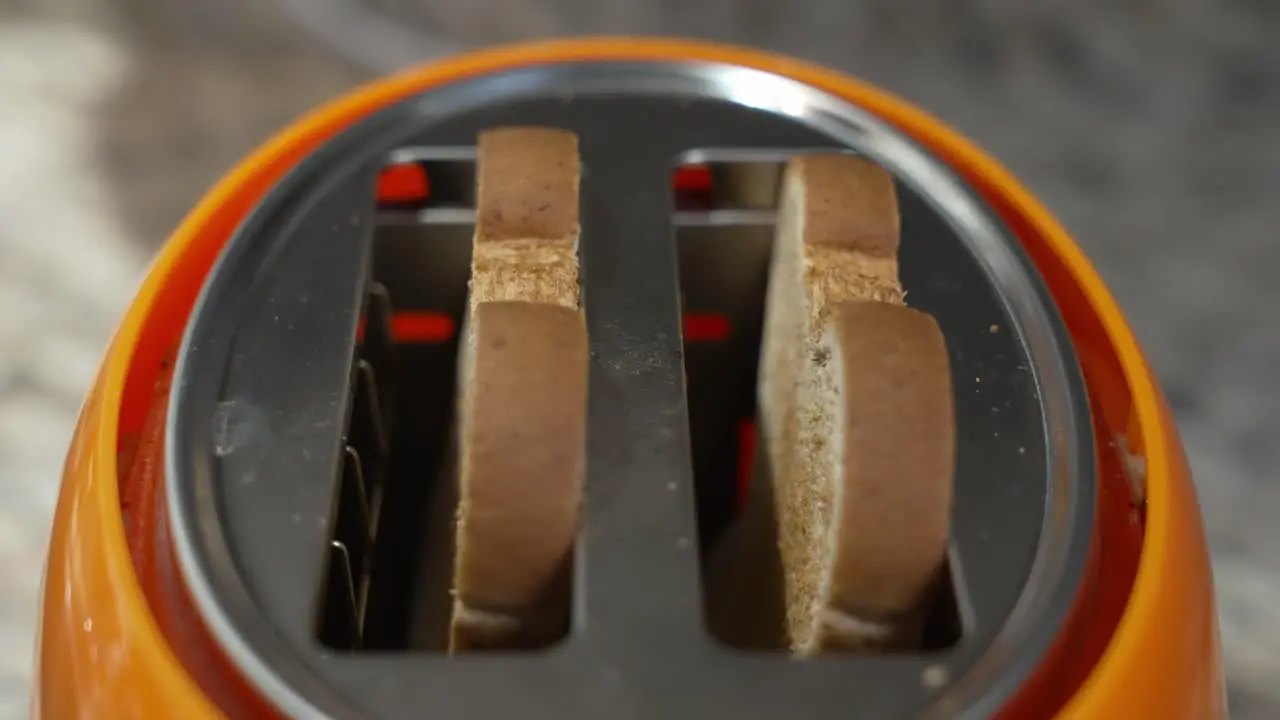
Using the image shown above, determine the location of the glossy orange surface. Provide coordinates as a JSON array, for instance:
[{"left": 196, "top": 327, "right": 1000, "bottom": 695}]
[{"left": 34, "top": 38, "right": 1224, "bottom": 719}]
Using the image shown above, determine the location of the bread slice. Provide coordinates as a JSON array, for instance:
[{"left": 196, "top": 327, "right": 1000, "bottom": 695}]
[
  {"left": 446, "top": 127, "right": 587, "bottom": 651},
  {"left": 756, "top": 154, "right": 955, "bottom": 654},
  {"left": 469, "top": 127, "right": 580, "bottom": 310},
  {"left": 451, "top": 301, "right": 587, "bottom": 650}
]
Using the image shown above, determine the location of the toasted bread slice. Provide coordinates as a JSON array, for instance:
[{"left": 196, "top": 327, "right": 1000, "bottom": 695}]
[
  {"left": 469, "top": 127, "right": 580, "bottom": 310},
  {"left": 444, "top": 127, "right": 587, "bottom": 651},
  {"left": 451, "top": 301, "right": 587, "bottom": 650},
  {"left": 756, "top": 154, "right": 955, "bottom": 653}
]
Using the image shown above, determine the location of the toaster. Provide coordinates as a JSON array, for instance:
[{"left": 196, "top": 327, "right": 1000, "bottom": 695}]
[{"left": 34, "top": 38, "right": 1225, "bottom": 719}]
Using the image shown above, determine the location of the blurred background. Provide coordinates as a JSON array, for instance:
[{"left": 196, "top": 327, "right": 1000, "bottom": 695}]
[{"left": 1, "top": 0, "right": 1276, "bottom": 716}]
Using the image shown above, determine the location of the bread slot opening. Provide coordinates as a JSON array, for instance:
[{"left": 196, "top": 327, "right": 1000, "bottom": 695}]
[
  {"left": 315, "top": 194, "right": 472, "bottom": 651},
  {"left": 675, "top": 218, "right": 774, "bottom": 553},
  {"left": 672, "top": 153, "right": 791, "bottom": 563},
  {"left": 676, "top": 155, "right": 964, "bottom": 654},
  {"left": 333, "top": 129, "right": 586, "bottom": 654}
]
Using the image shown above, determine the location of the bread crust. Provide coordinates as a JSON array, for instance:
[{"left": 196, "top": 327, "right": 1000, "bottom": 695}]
[
  {"left": 443, "top": 127, "right": 587, "bottom": 651},
  {"left": 470, "top": 127, "right": 580, "bottom": 310},
  {"left": 753, "top": 154, "right": 955, "bottom": 654},
  {"left": 475, "top": 127, "right": 579, "bottom": 244}
]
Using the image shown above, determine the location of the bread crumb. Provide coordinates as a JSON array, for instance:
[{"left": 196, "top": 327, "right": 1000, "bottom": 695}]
[{"left": 922, "top": 664, "right": 949, "bottom": 689}]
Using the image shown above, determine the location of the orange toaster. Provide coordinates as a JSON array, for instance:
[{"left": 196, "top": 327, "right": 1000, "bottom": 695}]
[{"left": 34, "top": 39, "right": 1225, "bottom": 719}]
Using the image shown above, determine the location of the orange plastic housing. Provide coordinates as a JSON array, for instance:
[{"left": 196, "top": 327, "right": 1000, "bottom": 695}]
[{"left": 33, "top": 38, "right": 1226, "bottom": 719}]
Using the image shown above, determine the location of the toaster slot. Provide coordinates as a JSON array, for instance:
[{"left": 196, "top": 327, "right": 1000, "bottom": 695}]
[
  {"left": 358, "top": 167, "right": 474, "bottom": 650},
  {"left": 674, "top": 155, "right": 963, "bottom": 654}
]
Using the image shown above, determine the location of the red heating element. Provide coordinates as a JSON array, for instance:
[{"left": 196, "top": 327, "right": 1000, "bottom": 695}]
[{"left": 376, "top": 163, "right": 431, "bottom": 204}]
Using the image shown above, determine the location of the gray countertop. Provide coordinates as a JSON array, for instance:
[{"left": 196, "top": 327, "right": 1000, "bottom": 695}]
[{"left": 2, "top": 0, "right": 1277, "bottom": 716}]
